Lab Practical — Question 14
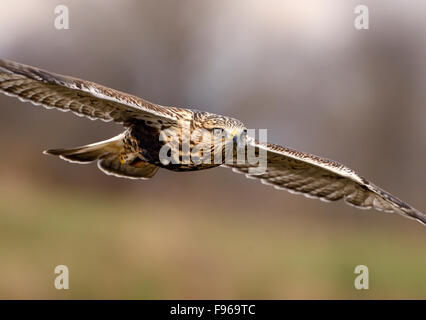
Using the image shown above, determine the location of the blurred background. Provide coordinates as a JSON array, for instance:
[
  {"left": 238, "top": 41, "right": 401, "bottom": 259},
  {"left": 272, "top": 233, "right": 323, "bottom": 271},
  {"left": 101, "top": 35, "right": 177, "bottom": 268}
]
[{"left": 0, "top": 0, "right": 425, "bottom": 299}]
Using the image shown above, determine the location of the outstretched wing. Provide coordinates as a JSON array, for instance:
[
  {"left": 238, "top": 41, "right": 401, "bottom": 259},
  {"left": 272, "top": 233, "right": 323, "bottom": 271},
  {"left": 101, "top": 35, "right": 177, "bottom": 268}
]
[
  {"left": 0, "top": 59, "right": 191, "bottom": 126},
  {"left": 226, "top": 139, "right": 426, "bottom": 225}
]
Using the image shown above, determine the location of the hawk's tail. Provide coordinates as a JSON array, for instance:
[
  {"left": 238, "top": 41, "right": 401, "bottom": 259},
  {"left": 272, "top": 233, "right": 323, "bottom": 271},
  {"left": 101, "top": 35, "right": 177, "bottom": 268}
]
[
  {"left": 43, "top": 133, "right": 159, "bottom": 179},
  {"left": 44, "top": 134, "right": 125, "bottom": 163}
]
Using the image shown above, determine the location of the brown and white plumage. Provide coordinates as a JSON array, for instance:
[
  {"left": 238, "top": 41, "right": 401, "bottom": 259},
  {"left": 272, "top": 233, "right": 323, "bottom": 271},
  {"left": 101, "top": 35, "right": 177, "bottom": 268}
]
[
  {"left": 226, "top": 140, "right": 426, "bottom": 225},
  {"left": 0, "top": 58, "right": 424, "bottom": 226},
  {"left": 0, "top": 58, "right": 190, "bottom": 125}
]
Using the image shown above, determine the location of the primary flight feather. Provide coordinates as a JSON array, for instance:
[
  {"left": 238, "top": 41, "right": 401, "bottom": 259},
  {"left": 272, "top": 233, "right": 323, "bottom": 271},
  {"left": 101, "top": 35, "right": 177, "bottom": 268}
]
[{"left": 0, "top": 58, "right": 424, "bottom": 226}]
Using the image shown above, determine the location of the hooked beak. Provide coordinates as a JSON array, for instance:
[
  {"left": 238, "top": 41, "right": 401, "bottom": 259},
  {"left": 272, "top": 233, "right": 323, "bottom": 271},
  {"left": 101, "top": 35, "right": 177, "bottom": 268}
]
[{"left": 231, "top": 128, "right": 237, "bottom": 144}]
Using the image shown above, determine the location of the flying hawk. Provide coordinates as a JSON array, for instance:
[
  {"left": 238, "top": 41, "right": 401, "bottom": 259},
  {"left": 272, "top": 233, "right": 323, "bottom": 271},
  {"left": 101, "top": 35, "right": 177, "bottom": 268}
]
[{"left": 0, "top": 58, "right": 424, "bottom": 226}]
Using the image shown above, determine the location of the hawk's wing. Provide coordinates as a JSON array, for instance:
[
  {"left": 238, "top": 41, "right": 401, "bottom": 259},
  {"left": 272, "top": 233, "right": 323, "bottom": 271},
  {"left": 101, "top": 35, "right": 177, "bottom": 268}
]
[
  {"left": 225, "top": 139, "right": 426, "bottom": 225},
  {"left": 0, "top": 59, "right": 191, "bottom": 126}
]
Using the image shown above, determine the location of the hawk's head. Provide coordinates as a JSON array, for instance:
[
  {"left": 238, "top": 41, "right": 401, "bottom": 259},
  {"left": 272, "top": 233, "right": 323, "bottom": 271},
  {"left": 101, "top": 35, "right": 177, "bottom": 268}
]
[{"left": 194, "top": 111, "right": 247, "bottom": 147}]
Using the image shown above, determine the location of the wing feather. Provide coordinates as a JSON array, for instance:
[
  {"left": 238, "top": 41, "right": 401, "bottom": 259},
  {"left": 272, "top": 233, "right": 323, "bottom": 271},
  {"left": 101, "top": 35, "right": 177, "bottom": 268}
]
[
  {"left": 225, "top": 140, "right": 426, "bottom": 225},
  {"left": 0, "top": 59, "right": 191, "bottom": 125}
]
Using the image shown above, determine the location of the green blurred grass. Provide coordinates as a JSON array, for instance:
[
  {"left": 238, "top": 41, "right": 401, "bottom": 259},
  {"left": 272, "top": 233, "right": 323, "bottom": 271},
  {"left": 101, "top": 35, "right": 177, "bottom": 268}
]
[{"left": 0, "top": 181, "right": 425, "bottom": 299}]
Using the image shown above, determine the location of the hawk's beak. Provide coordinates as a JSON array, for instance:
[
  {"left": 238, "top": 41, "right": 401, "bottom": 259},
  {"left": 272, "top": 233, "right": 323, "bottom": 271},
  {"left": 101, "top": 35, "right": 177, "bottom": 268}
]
[
  {"left": 221, "top": 129, "right": 239, "bottom": 144},
  {"left": 233, "top": 132, "right": 238, "bottom": 144}
]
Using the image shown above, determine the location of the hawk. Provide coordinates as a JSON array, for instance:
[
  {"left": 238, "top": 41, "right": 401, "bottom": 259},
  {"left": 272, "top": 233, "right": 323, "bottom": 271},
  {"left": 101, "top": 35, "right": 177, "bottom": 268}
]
[{"left": 0, "top": 58, "right": 424, "bottom": 226}]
